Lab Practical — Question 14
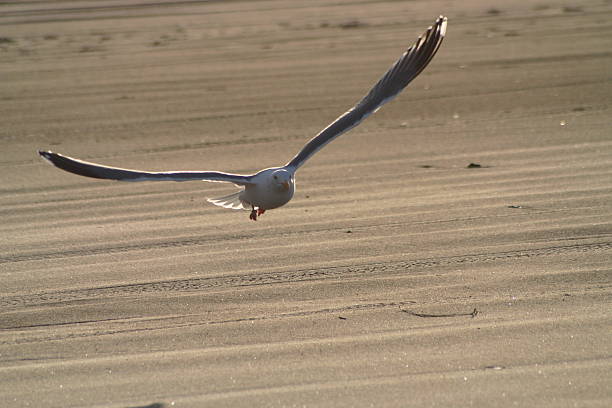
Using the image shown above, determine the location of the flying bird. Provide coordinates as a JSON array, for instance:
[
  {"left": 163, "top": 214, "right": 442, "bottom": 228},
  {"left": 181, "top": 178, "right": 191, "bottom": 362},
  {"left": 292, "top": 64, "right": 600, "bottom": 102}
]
[{"left": 39, "top": 16, "right": 447, "bottom": 221}]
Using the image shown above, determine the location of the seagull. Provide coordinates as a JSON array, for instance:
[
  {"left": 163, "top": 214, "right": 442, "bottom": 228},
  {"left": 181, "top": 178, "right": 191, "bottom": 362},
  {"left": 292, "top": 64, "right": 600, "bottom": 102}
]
[{"left": 39, "top": 16, "right": 447, "bottom": 221}]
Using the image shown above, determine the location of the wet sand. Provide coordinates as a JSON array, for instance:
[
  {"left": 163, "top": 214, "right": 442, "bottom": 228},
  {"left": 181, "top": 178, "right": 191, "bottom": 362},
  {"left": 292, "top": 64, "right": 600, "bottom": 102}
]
[{"left": 1, "top": 0, "right": 611, "bottom": 406}]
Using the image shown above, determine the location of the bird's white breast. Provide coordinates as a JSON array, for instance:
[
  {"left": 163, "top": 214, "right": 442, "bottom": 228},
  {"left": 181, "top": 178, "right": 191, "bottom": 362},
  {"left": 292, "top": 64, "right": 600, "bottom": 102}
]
[{"left": 240, "top": 169, "right": 295, "bottom": 210}]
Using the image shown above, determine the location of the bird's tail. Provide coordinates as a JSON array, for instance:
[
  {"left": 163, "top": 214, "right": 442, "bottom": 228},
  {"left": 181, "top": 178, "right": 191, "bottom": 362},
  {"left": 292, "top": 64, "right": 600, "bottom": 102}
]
[{"left": 207, "top": 190, "right": 249, "bottom": 210}]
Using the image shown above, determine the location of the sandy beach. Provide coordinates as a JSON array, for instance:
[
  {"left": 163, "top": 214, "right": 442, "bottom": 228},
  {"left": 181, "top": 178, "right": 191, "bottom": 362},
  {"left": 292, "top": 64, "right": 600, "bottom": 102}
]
[{"left": 1, "top": 0, "right": 611, "bottom": 406}]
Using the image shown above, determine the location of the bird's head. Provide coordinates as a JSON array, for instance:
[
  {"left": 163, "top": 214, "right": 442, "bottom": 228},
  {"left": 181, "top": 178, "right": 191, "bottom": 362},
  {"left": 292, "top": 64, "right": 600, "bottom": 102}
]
[{"left": 271, "top": 169, "right": 292, "bottom": 192}]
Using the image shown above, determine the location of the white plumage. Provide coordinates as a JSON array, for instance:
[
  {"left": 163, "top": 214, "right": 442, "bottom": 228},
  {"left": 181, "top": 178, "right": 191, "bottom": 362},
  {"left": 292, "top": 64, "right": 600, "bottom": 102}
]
[{"left": 39, "top": 17, "right": 447, "bottom": 221}]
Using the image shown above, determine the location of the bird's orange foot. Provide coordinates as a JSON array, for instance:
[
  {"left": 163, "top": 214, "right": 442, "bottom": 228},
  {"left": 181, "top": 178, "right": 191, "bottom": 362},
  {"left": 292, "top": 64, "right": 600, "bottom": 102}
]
[{"left": 249, "top": 208, "right": 265, "bottom": 221}]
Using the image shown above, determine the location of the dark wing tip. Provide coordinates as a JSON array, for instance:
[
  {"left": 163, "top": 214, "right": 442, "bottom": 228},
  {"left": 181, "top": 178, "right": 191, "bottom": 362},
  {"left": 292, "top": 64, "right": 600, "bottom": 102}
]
[
  {"left": 39, "top": 150, "right": 70, "bottom": 170},
  {"left": 39, "top": 150, "right": 57, "bottom": 165},
  {"left": 438, "top": 15, "right": 448, "bottom": 37},
  {"left": 37, "top": 150, "right": 112, "bottom": 179},
  {"left": 426, "top": 16, "right": 447, "bottom": 40}
]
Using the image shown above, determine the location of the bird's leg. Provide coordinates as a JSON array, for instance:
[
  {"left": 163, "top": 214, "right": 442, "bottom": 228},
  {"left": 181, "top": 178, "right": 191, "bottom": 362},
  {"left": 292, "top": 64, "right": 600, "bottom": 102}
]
[
  {"left": 257, "top": 208, "right": 266, "bottom": 216},
  {"left": 249, "top": 206, "right": 258, "bottom": 221}
]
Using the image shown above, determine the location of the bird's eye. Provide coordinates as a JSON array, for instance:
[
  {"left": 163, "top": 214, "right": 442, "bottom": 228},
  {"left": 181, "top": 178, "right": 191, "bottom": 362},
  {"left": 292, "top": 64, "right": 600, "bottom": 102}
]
[{"left": 273, "top": 175, "right": 277, "bottom": 179}]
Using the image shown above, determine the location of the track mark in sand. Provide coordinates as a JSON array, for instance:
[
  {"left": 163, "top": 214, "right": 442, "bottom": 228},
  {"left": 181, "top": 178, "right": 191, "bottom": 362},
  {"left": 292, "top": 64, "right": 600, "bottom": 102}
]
[
  {"left": 3, "top": 210, "right": 611, "bottom": 264},
  {"left": 1, "top": 241, "right": 610, "bottom": 309},
  {"left": 1, "top": 301, "right": 418, "bottom": 345},
  {"left": 206, "top": 301, "right": 418, "bottom": 326},
  {"left": 401, "top": 308, "right": 479, "bottom": 319},
  {"left": 0, "top": 237, "right": 215, "bottom": 264}
]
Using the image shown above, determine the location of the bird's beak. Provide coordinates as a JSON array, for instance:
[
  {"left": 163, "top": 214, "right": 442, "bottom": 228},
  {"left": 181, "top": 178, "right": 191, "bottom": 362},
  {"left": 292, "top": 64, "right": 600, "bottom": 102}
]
[{"left": 282, "top": 181, "right": 290, "bottom": 191}]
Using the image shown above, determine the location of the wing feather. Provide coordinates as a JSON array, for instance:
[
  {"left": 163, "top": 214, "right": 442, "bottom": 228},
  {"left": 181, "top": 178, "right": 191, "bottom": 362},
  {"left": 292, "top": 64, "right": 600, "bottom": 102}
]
[
  {"left": 286, "top": 16, "right": 447, "bottom": 170},
  {"left": 39, "top": 151, "right": 254, "bottom": 185}
]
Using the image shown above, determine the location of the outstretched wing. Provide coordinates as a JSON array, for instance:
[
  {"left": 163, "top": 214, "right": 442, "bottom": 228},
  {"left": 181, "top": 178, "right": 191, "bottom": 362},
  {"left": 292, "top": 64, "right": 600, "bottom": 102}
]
[
  {"left": 39, "top": 151, "right": 254, "bottom": 185},
  {"left": 286, "top": 16, "right": 447, "bottom": 170}
]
